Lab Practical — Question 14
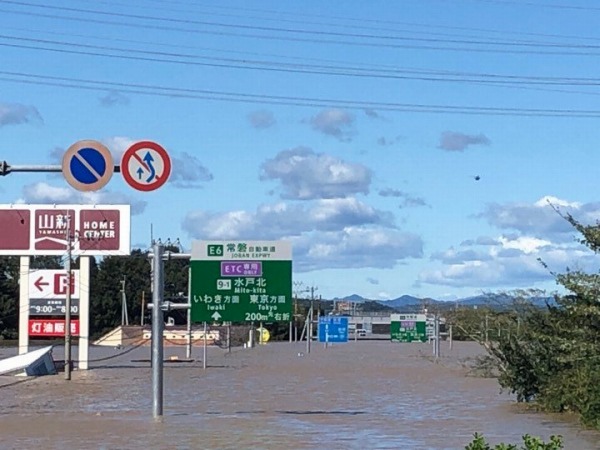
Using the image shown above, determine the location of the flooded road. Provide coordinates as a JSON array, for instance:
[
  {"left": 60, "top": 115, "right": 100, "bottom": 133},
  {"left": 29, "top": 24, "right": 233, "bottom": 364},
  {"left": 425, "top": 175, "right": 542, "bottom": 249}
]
[{"left": 1, "top": 340, "right": 599, "bottom": 449}]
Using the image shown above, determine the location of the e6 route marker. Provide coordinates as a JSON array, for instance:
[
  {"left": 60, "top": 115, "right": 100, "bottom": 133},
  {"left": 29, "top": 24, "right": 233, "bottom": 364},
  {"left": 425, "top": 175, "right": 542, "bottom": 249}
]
[
  {"left": 62, "top": 140, "right": 114, "bottom": 192},
  {"left": 121, "top": 141, "right": 171, "bottom": 192}
]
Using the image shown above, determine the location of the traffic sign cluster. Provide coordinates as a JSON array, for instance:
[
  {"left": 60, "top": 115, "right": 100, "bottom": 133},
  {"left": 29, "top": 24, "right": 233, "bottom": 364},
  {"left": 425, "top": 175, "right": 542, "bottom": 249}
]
[{"left": 62, "top": 139, "right": 171, "bottom": 192}]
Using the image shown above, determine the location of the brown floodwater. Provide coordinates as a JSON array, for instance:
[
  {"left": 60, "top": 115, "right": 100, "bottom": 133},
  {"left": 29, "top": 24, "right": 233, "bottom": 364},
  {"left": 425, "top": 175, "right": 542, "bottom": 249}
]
[{"left": 1, "top": 340, "right": 599, "bottom": 449}]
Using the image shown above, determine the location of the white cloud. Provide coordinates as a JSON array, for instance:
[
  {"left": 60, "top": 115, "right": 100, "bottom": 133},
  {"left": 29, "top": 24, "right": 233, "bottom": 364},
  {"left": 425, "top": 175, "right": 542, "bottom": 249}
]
[
  {"left": 308, "top": 108, "right": 355, "bottom": 141},
  {"left": 247, "top": 110, "right": 275, "bottom": 129},
  {"left": 260, "top": 147, "right": 371, "bottom": 200},
  {"left": 497, "top": 236, "right": 551, "bottom": 254},
  {"left": 479, "top": 196, "right": 600, "bottom": 237},
  {"left": 438, "top": 131, "right": 490, "bottom": 151},
  {"left": 534, "top": 196, "right": 581, "bottom": 208},
  {"left": 378, "top": 188, "right": 428, "bottom": 208},
  {"left": 182, "top": 199, "right": 422, "bottom": 271},
  {"left": 182, "top": 198, "right": 394, "bottom": 240},
  {"left": 0, "top": 102, "right": 42, "bottom": 127},
  {"left": 420, "top": 196, "right": 600, "bottom": 289},
  {"left": 309, "top": 198, "right": 392, "bottom": 227},
  {"left": 292, "top": 226, "right": 423, "bottom": 272},
  {"left": 170, "top": 152, "right": 213, "bottom": 189},
  {"left": 99, "top": 91, "right": 130, "bottom": 107}
]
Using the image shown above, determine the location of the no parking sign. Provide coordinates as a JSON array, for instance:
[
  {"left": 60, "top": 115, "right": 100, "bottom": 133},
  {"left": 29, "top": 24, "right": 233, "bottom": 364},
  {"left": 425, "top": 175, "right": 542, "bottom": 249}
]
[{"left": 62, "top": 140, "right": 114, "bottom": 191}]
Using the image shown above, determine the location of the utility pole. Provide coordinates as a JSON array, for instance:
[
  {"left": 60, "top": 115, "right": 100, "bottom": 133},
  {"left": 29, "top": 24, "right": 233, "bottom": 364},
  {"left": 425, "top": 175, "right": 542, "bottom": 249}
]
[
  {"left": 121, "top": 277, "right": 129, "bottom": 326},
  {"left": 306, "top": 285, "right": 317, "bottom": 354},
  {"left": 64, "top": 214, "right": 73, "bottom": 381},
  {"left": 293, "top": 281, "right": 305, "bottom": 343}
]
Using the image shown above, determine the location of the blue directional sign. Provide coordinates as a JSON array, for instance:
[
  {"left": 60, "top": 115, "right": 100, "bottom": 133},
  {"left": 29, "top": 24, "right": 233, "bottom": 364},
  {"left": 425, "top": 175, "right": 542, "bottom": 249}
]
[
  {"left": 318, "top": 316, "right": 349, "bottom": 343},
  {"left": 62, "top": 140, "right": 114, "bottom": 192}
]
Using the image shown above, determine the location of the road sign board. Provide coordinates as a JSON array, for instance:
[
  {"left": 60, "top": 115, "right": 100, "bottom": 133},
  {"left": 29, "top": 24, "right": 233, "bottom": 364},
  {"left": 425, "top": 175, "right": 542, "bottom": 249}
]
[
  {"left": 0, "top": 204, "right": 131, "bottom": 256},
  {"left": 121, "top": 141, "right": 171, "bottom": 191},
  {"left": 190, "top": 240, "right": 292, "bottom": 323},
  {"left": 62, "top": 140, "right": 114, "bottom": 191},
  {"left": 28, "top": 270, "right": 80, "bottom": 299},
  {"left": 29, "top": 298, "right": 80, "bottom": 316},
  {"left": 318, "top": 316, "right": 349, "bottom": 343},
  {"left": 29, "top": 319, "right": 79, "bottom": 337},
  {"left": 390, "top": 313, "right": 428, "bottom": 342}
]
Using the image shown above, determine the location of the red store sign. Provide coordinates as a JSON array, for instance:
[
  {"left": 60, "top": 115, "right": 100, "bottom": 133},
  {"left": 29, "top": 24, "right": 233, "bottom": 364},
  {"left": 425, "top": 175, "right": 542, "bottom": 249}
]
[
  {"left": 29, "top": 319, "right": 80, "bottom": 337},
  {"left": 0, "top": 204, "right": 130, "bottom": 256}
]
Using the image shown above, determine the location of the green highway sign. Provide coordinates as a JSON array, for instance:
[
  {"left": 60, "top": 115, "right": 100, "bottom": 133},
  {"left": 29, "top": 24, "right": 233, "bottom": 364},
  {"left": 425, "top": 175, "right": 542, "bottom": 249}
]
[
  {"left": 190, "top": 240, "right": 292, "bottom": 323},
  {"left": 390, "top": 313, "right": 428, "bottom": 342}
]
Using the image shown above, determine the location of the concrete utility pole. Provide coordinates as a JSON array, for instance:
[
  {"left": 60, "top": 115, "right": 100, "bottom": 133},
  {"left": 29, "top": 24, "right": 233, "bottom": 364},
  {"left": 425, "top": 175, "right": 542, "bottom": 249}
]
[
  {"left": 121, "top": 277, "right": 129, "bottom": 326},
  {"left": 306, "top": 285, "right": 318, "bottom": 354},
  {"left": 293, "top": 281, "right": 308, "bottom": 343}
]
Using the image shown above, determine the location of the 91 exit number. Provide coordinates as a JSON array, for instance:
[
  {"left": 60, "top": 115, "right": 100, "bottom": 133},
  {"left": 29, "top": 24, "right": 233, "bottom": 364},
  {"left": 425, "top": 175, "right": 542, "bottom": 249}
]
[{"left": 217, "top": 279, "right": 231, "bottom": 290}]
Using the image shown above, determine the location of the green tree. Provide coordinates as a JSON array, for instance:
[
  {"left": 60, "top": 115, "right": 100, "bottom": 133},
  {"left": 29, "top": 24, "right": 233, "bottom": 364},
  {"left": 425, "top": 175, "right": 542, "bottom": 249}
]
[
  {"left": 0, "top": 256, "right": 19, "bottom": 339},
  {"left": 89, "top": 249, "right": 151, "bottom": 337},
  {"left": 477, "top": 212, "right": 600, "bottom": 428},
  {"left": 465, "top": 433, "right": 563, "bottom": 450}
]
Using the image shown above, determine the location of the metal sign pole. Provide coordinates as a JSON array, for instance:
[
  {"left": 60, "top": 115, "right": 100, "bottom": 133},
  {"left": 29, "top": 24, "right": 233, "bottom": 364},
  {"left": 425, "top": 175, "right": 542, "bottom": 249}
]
[
  {"left": 151, "top": 243, "right": 165, "bottom": 418},
  {"left": 307, "top": 305, "right": 312, "bottom": 354},
  {"left": 186, "top": 267, "right": 192, "bottom": 360},
  {"left": 64, "top": 222, "right": 72, "bottom": 381},
  {"left": 18, "top": 257, "right": 30, "bottom": 355},
  {"left": 203, "top": 321, "right": 207, "bottom": 370},
  {"left": 434, "top": 315, "right": 441, "bottom": 360},
  {"left": 227, "top": 324, "right": 231, "bottom": 353},
  {"left": 78, "top": 257, "right": 90, "bottom": 370}
]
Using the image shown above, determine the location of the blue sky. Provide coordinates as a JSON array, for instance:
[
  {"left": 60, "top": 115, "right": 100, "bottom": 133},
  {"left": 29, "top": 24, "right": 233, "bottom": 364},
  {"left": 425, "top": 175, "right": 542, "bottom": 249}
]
[{"left": 1, "top": 0, "right": 600, "bottom": 301}]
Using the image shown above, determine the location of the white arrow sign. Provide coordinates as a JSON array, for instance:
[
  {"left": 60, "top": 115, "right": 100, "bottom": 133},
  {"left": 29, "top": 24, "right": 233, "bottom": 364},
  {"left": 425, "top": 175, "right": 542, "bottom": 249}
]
[
  {"left": 211, "top": 312, "right": 222, "bottom": 321},
  {"left": 28, "top": 270, "right": 80, "bottom": 299}
]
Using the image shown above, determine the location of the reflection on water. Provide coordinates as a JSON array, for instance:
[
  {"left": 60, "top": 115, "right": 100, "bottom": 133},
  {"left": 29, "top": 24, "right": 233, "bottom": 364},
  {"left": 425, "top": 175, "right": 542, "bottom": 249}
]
[{"left": 0, "top": 341, "right": 599, "bottom": 450}]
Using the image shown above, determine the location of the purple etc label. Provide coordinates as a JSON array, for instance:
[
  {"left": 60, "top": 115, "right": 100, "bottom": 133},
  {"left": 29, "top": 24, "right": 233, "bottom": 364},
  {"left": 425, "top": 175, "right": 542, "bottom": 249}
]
[{"left": 221, "top": 261, "right": 263, "bottom": 277}]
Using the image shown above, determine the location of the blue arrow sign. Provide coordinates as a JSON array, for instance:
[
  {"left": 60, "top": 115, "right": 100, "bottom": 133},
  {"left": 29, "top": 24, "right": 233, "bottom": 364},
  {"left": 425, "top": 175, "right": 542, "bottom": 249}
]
[{"left": 143, "top": 151, "right": 156, "bottom": 182}]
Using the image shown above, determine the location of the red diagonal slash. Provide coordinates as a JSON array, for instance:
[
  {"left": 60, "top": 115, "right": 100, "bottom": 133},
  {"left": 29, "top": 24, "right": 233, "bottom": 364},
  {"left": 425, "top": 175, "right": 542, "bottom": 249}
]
[{"left": 132, "top": 152, "right": 150, "bottom": 172}]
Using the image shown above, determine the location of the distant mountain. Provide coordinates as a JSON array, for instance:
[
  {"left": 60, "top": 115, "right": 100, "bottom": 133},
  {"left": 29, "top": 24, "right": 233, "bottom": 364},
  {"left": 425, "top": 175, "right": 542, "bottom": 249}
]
[
  {"left": 456, "top": 294, "right": 555, "bottom": 308},
  {"left": 373, "top": 293, "right": 556, "bottom": 312},
  {"left": 332, "top": 294, "right": 368, "bottom": 302},
  {"left": 379, "top": 295, "right": 424, "bottom": 309},
  {"left": 329, "top": 293, "right": 555, "bottom": 311}
]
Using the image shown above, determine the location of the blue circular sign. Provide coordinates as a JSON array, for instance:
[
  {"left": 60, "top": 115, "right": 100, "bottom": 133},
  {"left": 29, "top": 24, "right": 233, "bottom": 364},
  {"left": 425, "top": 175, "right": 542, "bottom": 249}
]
[{"left": 62, "top": 140, "right": 114, "bottom": 191}]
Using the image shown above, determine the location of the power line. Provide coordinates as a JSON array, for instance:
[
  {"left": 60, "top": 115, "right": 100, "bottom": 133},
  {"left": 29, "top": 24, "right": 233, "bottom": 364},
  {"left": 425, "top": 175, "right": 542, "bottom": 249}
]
[
  {"left": 2, "top": 70, "right": 600, "bottom": 117},
  {"left": 3, "top": 34, "right": 600, "bottom": 88},
  {"left": 465, "top": 0, "right": 600, "bottom": 12},
  {"left": 1, "top": 2, "right": 600, "bottom": 55}
]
